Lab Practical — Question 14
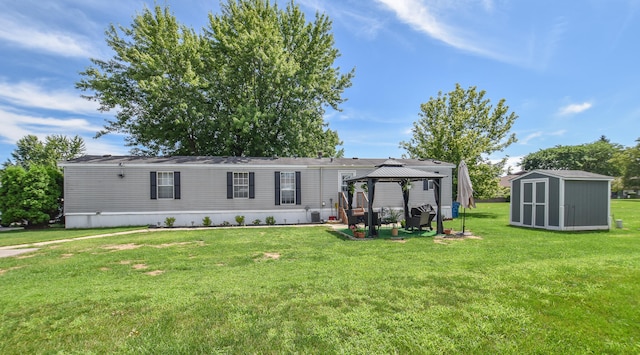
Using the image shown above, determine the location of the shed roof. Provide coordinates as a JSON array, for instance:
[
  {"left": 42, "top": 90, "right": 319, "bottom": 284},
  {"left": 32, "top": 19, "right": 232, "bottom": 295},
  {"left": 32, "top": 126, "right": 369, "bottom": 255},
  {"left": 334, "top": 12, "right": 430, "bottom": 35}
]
[{"left": 513, "top": 169, "right": 613, "bottom": 181}]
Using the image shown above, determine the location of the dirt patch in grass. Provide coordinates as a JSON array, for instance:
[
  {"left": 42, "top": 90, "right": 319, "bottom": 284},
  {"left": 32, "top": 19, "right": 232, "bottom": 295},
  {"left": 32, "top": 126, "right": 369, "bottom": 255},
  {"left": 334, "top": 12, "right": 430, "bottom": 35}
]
[
  {"left": 17, "top": 254, "right": 36, "bottom": 259},
  {"left": 434, "top": 234, "right": 483, "bottom": 244},
  {"left": 119, "top": 260, "right": 132, "bottom": 265},
  {"left": 132, "top": 264, "right": 148, "bottom": 270},
  {"left": 61, "top": 253, "right": 73, "bottom": 258},
  {"left": 153, "top": 242, "right": 191, "bottom": 248},
  {"left": 254, "top": 252, "right": 281, "bottom": 261},
  {"left": 99, "top": 267, "right": 111, "bottom": 271},
  {"left": 390, "top": 239, "right": 407, "bottom": 243},
  {"left": 145, "top": 270, "right": 164, "bottom": 276},
  {"left": 103, "top": 243, "right": 141, "bottom": 251}
]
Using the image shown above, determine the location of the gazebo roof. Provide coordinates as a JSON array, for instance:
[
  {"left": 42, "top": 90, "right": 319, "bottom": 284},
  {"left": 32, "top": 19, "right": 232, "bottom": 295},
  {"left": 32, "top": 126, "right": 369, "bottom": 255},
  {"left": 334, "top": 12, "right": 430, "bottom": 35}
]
[{"left": 347, "top": 159, "right": 447, "bottom": 183}]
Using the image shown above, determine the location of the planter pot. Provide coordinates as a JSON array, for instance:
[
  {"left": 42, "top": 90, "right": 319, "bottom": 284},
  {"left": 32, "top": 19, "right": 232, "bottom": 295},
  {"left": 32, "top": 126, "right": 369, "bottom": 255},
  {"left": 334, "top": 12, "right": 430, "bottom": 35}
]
[
  {"left": 444, "top": 228, "right": 453, "bottom": 235},
  {"left": 354, "top": 231, "right": 365, "bottom": 238},
  {"left": 391, "top": 228, "right": 398, "bottom": 237}
]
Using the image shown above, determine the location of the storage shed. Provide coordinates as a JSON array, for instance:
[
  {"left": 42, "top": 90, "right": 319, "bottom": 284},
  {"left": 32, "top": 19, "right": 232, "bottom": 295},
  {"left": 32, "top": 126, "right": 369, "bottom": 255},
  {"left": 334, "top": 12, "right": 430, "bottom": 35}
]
[{"left": 510, "top": 170, "right": 613, "bottom": 231}]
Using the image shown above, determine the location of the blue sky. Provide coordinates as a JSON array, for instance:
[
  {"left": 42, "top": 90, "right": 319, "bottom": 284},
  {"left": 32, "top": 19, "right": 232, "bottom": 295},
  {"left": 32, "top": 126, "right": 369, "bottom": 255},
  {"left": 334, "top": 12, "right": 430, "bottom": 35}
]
[{"left": 1, "top": 0, "right": 639, "bottom": 172}]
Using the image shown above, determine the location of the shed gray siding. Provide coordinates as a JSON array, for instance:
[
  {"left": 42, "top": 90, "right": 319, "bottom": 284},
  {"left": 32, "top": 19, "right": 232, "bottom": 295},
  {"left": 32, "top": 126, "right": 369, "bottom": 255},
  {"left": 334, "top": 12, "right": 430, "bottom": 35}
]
[
  {"left": 548, "top": 176, "right": 560, "bottom": 227},
  {"left": 510, "top": 169, "right": 612, "bottom": 231},
  {"left": 511, "top": 179, "right": 521, "bottom": 223},
  {"left": 564, "top": 180, "right": 609, "bottom": 227}
]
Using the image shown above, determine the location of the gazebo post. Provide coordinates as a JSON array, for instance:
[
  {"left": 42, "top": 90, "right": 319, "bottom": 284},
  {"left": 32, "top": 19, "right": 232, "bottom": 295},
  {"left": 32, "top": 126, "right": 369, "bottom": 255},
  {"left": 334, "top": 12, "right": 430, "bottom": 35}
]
[
  {"left": 367, "top": 178, "right": 377, "bottom": 236},
  {"left": 434, "top": 178, "right": 444, "bottom": 234}
]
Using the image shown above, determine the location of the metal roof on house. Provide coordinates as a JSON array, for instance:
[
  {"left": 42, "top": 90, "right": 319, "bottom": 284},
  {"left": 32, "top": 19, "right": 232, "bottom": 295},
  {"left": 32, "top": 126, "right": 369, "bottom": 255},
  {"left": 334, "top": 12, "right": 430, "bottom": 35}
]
[
  {"left": 58, "top": 155, "right": 454, "bottom": 168},
  {"left": 513, "top": 169, "right": 613, "bottom": 181}
]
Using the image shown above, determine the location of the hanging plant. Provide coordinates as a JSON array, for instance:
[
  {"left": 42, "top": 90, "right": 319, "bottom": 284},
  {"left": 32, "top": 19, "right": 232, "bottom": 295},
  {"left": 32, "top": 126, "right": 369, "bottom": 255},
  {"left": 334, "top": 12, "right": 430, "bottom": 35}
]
[{"left": 400, "top": 179, "right": 412, "bottom": 191}]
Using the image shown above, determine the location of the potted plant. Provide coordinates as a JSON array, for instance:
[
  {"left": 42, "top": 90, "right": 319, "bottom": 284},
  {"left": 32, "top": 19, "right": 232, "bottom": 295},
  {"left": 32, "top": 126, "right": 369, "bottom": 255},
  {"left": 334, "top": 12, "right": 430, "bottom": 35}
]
[
  {"left": 386, "top": 208, "right": 402, "bottom": 237},
  {"left": 349, "top": 223, "right": 366, "bottom": 238}
]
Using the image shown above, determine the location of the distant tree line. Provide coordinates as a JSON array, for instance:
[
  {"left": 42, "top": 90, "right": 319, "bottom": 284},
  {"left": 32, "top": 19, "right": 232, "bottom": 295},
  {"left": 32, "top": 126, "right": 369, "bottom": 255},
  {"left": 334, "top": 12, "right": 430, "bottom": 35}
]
[{"left": 521, "top": 136, "right": 640, "bottom": 192}]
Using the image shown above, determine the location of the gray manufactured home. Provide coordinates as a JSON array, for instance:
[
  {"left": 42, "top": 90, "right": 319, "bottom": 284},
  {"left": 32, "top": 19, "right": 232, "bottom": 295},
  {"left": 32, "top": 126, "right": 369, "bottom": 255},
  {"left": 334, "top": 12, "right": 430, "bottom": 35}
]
[
  {"left": 510, "top": 170, "right": 613, "bottom": 231},
  {"left": 59, "top": 156, "right": 454, "bottom": 228}
]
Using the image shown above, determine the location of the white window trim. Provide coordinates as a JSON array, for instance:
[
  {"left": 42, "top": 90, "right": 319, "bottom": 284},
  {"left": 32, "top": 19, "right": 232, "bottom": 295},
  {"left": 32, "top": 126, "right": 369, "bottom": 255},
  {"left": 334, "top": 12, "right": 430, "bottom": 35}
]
[
  {"left": 233, "top": 172, "right": 250, "bottom": 199},
  {"left": 157, "top": 171, "right": 174, "bottom": 200},
  {"left": 339, "top": 171, "right": 356, "bottom": 193},
  {"left": 280, "top": 171, "right": 296, "bottom": 205}
]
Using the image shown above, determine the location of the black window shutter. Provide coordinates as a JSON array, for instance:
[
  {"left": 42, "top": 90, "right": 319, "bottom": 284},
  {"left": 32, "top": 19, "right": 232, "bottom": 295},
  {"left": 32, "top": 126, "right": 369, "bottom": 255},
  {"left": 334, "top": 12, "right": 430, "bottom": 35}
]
[
  {"left": 295, "top": 171, "right": 301, "bottom": 205},
  {"left": 227, "top": 172, "right": 233, "bottom": 199},
  {"left": 174, "top": 172, "right": 181, "bottom": 199},
  {"left": 249, "top": 172, "right": 255, "bottom": 199},
  {"left": 274, "top": 171, "right": 280, "bottom": 205},
  {"left": 150, "top": 171, "right": 157, "bottom": 200},
  {"left": 423, "top": 179, "right": 429, "bottom": 190}
]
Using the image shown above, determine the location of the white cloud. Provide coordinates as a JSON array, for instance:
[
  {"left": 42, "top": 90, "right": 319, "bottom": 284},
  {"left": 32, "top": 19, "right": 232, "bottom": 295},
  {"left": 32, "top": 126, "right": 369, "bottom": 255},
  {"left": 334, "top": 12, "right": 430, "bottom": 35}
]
[
  {"left": 298, "top": 0, "right": 385, "bottom": 39},
  {"left": 0, "top": 81, "right": 99, "bottom": 114},
  {"left": 519, "top": 132, "right": 543, "bottom": 145},
  {"left": 518, "top": 129, "right": 566, "bottom": 145},
  {"left": 489, "top": 155, "right": 524, "bottom": 175},
  {"left": 0, "top": 14, "right": 96, "bottom": 58},
  {"left": 558, "top": 102, "right": 593, "bottom": 116},
  {"left": 373, "top": 0, "right": 514, "bottom": 62},
  {"left": 372, "top": 0, "right": 569, "bottom": 69},
  {"left": 0, "top": 106, "right": 102, "bottom": 143},
  {"left": 0, "top": 106, "right": 127, "bottom": 157}
]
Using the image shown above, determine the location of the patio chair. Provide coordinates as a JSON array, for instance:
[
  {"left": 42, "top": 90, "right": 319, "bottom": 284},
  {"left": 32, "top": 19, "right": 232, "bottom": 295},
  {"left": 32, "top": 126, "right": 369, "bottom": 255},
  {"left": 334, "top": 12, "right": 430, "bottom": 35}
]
[{"left": 406, "top": 205, "right": 435, "bottom": 231}]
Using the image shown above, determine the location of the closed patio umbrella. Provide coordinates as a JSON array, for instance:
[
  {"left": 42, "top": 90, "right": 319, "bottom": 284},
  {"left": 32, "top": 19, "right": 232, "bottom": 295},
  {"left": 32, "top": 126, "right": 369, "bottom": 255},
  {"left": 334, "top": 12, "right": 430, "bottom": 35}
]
[{"left": 457, "top": 160, "right": 475, "bottom": 233}]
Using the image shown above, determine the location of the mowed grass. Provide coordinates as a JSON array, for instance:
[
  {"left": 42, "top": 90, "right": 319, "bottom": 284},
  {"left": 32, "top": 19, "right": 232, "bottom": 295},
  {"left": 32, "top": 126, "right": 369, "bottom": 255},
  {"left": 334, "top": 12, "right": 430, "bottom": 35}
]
[
  {"left": 1, "top": 201, "right": 639, "bottom": 354},
  {"left": 0, "top": 226, "right": 147, "bottom": 247}
]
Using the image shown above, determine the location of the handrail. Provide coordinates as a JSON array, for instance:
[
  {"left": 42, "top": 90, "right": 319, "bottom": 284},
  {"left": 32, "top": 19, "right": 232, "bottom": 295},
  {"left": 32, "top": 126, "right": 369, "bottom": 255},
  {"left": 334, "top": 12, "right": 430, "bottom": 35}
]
[{"left": 356, "top": 191, "right": 368, "bottom": 208}]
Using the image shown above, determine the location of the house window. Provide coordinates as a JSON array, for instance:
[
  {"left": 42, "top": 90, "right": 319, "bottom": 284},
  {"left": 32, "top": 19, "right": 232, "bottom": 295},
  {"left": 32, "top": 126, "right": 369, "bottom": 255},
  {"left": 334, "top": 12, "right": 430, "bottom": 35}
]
[
  {"left": 424, "top": 179, "right": 434, "bottom": 190},
  {"left": 339, "top": 171, "right": 355, "bottom": 193},
  {"left": 274, "top": 171, "right": 300, "bottom": 205},
  {"left": 157, "top": 172, "right": 174, "bottom": 199},
  {"left": 280, "top": 172, "right": 296, "bottom": 205},
  {"left": 233, "top": 172, "right": 249, "bottom": 198},
  {"left": 150, "top": 171, "right": 181, "bottom": 200},
  {"left": 227, "top": 172, "right": 255, "bottom": 199}
]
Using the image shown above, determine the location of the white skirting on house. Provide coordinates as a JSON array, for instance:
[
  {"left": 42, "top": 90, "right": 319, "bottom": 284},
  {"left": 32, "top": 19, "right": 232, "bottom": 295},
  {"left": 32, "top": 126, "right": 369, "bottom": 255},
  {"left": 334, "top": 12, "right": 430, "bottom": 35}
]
[
  {"left": 65, "top": 209, "right": 328, "bottom": 229},
  {"left": 65, "top": 206, "right": 452, "bottom": 229}
]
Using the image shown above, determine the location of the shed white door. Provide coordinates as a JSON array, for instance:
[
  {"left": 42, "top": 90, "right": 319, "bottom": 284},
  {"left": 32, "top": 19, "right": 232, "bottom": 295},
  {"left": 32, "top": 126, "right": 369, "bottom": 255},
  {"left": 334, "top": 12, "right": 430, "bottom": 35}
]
[{"left": 522, "top": 180, "right": 547, "bottom": 228}]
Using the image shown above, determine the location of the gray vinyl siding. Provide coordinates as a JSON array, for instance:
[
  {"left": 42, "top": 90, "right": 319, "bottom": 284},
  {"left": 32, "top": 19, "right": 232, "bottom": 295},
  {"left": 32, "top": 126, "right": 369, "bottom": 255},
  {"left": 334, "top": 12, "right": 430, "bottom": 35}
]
[
  {"left": 520, "top": 172, "right": 547, "bottom": 180},
  {"left": 548, "top": 177, "right": 560, "bottom": 227},
  {"left": 511, "top": 180, "right": 521, "bottom": 223},
  {"left": 564, "top": 180, "right": 609, "bottom": 227},
  {"left": 61, "top": 158, "right": 455, "bottom": 224}
]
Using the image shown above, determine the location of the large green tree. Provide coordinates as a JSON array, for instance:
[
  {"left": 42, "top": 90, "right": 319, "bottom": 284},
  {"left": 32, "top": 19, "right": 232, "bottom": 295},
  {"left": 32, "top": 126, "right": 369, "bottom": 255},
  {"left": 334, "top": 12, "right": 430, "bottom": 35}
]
[
  {"left": 4, "top": 134, "right": 85, "bottom": 169},
  {"left": 0, "top": 165, "right": 63, "bottom": 227},
  {"left": 520, "top": 137, "right": 623, "bottom": 177},
  {"left": 400, "top": 84, "right": 518, "bottom": 199},
  {"left": 77, "top": 1, "right": 353, "bottom": 157},
  {"left": 1, "top": 134, "right": 83, "bottom": 226}
]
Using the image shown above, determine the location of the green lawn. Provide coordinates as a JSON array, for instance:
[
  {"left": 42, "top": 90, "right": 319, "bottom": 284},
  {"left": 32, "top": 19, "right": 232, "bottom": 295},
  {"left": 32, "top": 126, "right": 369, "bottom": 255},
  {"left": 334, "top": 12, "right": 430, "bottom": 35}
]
[
  {"left": 0, "top": 226, "right": 147, "bottom": 247},
  {"left": 1, "top": 201, "right": 639, "bottom": 354}
]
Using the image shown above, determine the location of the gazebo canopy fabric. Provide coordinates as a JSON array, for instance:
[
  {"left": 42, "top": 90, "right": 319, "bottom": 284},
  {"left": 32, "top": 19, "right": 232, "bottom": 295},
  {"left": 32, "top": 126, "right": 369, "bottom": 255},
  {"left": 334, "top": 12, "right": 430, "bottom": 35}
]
[{"left": 346, "top": 159, "right": 447, "bottom": 236}]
